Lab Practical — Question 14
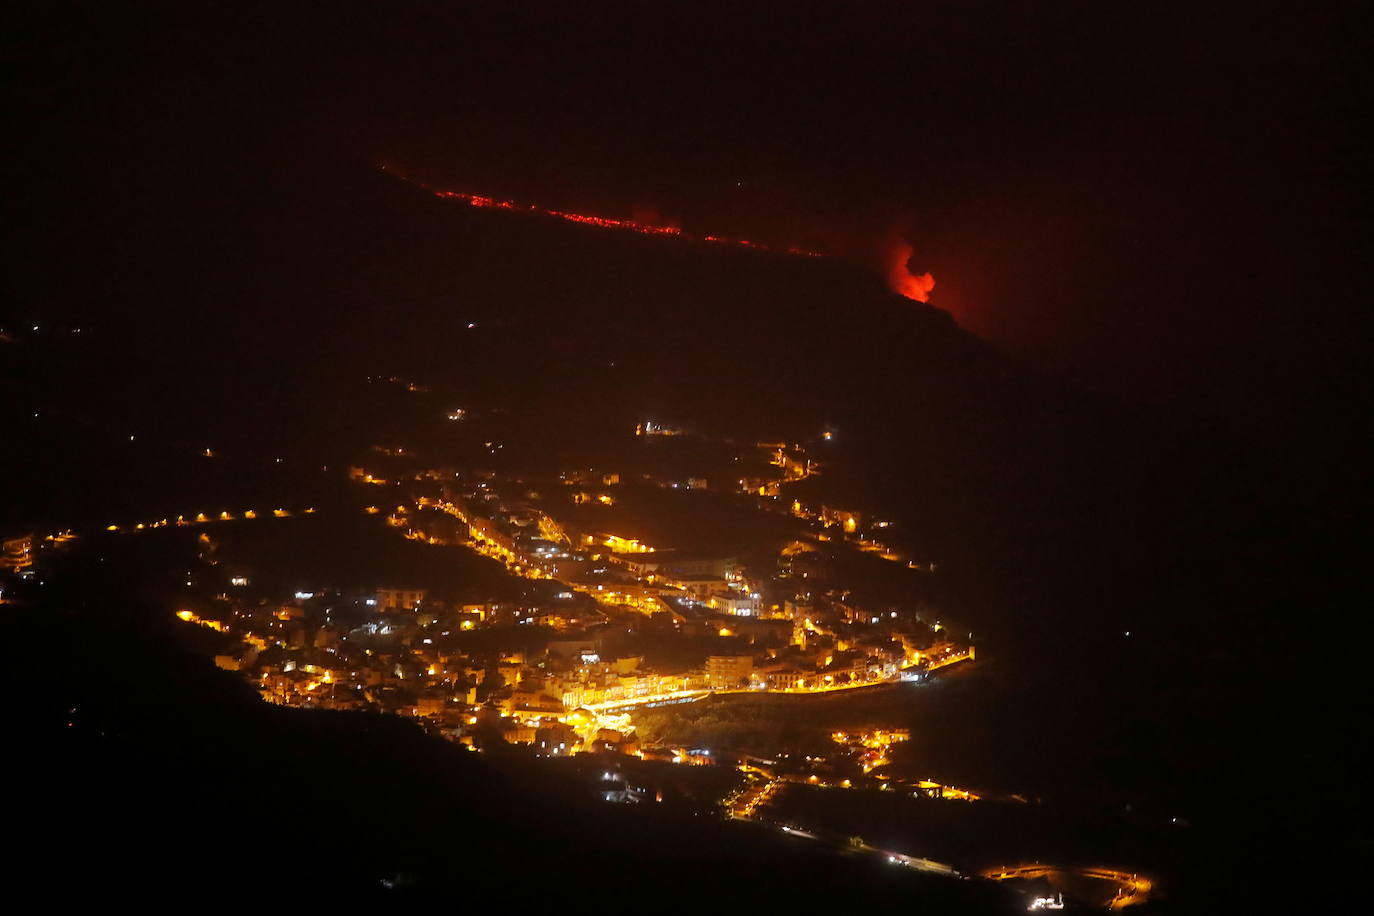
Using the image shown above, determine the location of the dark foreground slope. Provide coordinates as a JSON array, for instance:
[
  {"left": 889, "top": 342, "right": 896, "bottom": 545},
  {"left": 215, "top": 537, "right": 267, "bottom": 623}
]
[{"left": 12, "top": 532, "right": 1014, "bottom": 909}]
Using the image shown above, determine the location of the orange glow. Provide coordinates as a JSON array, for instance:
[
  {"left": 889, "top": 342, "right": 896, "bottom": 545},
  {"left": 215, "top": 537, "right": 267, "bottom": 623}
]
[
  {"left": 379, "top": 164, "right": 823, "bottom": 258},
  {"left": 887, "top": 240, "right": 935, "bottom": 303},
  {"left": 435, "top": 188, "right": 687, "bottom": 238}
]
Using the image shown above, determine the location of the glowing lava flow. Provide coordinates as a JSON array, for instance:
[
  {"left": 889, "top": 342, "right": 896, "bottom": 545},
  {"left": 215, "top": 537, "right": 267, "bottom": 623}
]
[
  {"left": 378, "top": 164, "right": 823, "bottom": 258},
  {"left": 377, "top": 164, "right": 946, "bottom": 297},
  {"left": 888, "top": 241, "right": 936, "bottom": 303}
]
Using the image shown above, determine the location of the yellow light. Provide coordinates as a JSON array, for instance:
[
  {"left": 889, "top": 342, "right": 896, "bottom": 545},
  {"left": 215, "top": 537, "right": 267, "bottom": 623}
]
[{"left": 176, "top": 610, "right": 194, "bottom": 621}]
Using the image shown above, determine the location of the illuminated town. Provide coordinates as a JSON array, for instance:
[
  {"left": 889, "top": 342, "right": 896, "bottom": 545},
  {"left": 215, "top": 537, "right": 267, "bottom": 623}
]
[
  {"left": 159, "top": 419, "right": 978, "bottom": 765},
  {"left": 2, "top": 351, "right": 1164, "bottom": 910},
  {"left": 7, "top": 396, "right": 1158, "bottom": 908}
]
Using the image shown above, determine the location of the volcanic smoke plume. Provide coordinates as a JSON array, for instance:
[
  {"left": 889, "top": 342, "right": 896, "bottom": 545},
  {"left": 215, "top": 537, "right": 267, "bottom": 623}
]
[{"left": 888, "top": 240, "right": 935, "bottom": 302}]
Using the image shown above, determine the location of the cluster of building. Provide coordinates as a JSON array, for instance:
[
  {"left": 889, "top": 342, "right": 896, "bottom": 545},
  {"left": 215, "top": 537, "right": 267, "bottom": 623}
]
[
  {"left": 178, "top": 584, "right": 645, "bottom": 755},
  {"left": 2, "top": 534, "right": 34, "bottom": 573},
  {"left": 167, "top": 418, "right": 974, "bottom": 772},
  {"left": 183, "top": 538, "right": 965, "bottom": 764}
]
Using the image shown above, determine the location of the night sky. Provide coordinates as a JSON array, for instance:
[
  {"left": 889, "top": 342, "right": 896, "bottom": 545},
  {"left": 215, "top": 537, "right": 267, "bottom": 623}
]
[{"left": 7, "top": 3, "right": 1368, "bottom": 421}]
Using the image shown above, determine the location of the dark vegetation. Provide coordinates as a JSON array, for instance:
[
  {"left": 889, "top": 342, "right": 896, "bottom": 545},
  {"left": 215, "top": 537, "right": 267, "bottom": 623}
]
[{"left": 207, "top": 512, "right": 529, "bottom": 601}]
